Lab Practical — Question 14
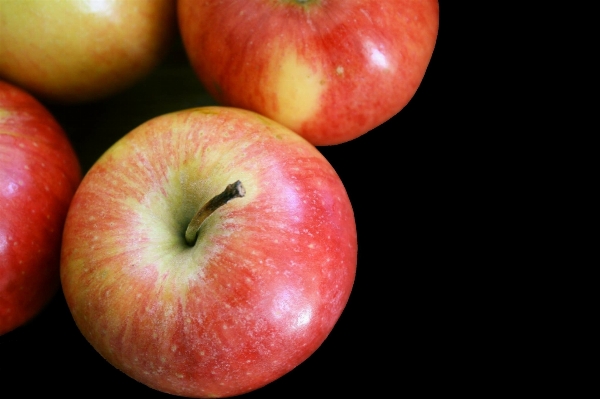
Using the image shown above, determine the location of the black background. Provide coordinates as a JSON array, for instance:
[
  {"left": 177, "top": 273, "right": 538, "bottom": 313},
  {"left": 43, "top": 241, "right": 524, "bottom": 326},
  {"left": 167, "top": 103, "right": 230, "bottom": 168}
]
[{"left": 0, "top": 13, "right": 450, "bottom": 398}]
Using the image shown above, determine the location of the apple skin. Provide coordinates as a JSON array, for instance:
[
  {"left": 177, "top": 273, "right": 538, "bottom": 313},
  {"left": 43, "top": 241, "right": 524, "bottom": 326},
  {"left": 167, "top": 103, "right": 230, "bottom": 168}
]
[
  {"left": 0, "top": 0, "right": 176, "bottom": 104},
  {"left": 178, "top": 0, "right": 439, "bottom": 146},
  {"left": 60, "top": 106, "right": 357, "bottom": 397},
  {"left": 0, "top": 80, "right": 81, "bottom": 335}
]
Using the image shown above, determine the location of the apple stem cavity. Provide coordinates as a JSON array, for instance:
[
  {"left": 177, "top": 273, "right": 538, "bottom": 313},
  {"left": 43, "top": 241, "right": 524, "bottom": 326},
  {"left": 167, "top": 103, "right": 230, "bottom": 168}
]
[{"left": 185, "top": 180, "right": 246, "bottom": 246}]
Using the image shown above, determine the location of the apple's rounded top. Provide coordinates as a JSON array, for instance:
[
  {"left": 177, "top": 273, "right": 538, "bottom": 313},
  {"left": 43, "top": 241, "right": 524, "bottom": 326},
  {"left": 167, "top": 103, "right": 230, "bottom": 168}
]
[{"left": 178, "top": 0, "right": 439, "bottom": 145}]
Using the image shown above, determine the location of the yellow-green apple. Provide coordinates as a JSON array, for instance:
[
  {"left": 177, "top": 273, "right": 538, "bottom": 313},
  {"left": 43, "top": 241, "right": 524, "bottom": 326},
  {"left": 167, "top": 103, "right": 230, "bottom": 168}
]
[
  {"left": 0, "top": 80, "right": 81, "bottom": 335},
  {"left": 178, "top": 0, "right": 439, "bottom": 146},
  {"left": 60, "top": 106, "right": 357, "bottom": 397},
  {"left": 0, "top": 0, "right": 176, "bottom": 104}
]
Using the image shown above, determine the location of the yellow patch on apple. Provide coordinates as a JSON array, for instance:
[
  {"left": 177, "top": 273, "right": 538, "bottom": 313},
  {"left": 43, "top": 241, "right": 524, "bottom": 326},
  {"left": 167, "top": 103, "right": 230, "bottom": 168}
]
[{"left": 268, "top": 46, "right": 324, "bottom": 133}]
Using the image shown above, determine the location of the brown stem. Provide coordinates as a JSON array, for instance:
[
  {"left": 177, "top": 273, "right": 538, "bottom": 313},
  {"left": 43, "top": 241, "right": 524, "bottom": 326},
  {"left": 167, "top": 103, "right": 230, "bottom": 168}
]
[{"left": 185, "top": 180, "right": 245, "bottom": 246}]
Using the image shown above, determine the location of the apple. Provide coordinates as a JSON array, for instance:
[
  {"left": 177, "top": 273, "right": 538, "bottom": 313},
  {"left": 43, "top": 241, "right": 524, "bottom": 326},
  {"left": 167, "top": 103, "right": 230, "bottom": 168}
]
[
  {"left": 60, "top": 106, "right": 357, "bottom": 397},
  {"left": 0, "top": 80, "right": 81, "bottom": 335},
  {"left": 0, "top": 0, "right": 176, "bottom": 104},
  {"left": 178, "top": 0, "right": 439, "bottom": 146}
]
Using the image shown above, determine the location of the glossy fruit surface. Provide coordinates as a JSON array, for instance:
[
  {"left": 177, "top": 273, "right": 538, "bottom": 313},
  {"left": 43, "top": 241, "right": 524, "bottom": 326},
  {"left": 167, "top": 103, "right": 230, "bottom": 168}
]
[
  {"left": 0, "top": 0, "right": 176, "bottom": 103},
  {"left": 0, "top": 80, "right": 81, "bottom": 335},
  {"left": 61, "top": 106, "right": 357, "bottom": 397},
  {"left": 178, "top": 0, "right": 439, "bottom": 145}
]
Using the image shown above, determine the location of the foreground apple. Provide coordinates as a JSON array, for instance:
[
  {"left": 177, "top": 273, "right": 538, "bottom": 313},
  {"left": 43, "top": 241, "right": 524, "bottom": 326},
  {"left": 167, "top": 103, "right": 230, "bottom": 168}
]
[
  {"left": 0, "top": 0, "right": 176, "bottom": 104},
  {"left": 60, "top": 106, "right": 357, "bottom": 397},
  {"left": 178, "top": 0, "right": 439, "bottom": 145},
  {"left": 0, "top": 80, "right": 81, "bottom": 335}
]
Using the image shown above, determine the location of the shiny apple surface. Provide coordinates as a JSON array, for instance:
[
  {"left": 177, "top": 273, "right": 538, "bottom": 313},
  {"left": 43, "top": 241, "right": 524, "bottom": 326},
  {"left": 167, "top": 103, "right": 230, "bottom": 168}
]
[{"left": 60, "top": 107, "right": 357, "bottom": 397}]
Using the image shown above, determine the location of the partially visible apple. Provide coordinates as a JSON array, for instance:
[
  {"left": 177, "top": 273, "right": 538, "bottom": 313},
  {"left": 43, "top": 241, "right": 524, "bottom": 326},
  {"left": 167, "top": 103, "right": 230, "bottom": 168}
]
[
  {"left": 0, "top": 80, "right": 81, "bottom": 335},
  {"left": 178, "top": 0, "right": 439, "bottom": 145},
  {"left": 0, "top": 0, "right": 176, "bottom": 104},
  {"left": 60, "top": 106, "right": 357, "bottom": 397}
]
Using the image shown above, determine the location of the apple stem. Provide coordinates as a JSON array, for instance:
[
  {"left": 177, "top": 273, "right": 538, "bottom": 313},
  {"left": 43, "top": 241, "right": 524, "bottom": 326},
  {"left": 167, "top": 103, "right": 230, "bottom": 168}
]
[{"left": 185, "top": 180, "right": 246, "bottom": 246}]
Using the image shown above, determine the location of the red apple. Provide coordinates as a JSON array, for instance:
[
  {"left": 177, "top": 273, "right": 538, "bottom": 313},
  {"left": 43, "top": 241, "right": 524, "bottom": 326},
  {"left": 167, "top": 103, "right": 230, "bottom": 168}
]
[
  {"left": 178, "top": 0, "right": 439, "bottom": 146},
  {"left": 0, "top": 80, "right": 81, "bottom": 335},
  {"left": 0, "top": 0, "right": 176, "bottom": 104},
  {"left": 60, "top": 106, "right": 357, "bottom": 397}
]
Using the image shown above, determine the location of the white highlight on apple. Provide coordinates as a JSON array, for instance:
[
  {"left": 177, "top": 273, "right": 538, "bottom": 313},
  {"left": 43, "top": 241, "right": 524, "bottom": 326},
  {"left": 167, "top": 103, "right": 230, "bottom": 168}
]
[
  {"left": 366, "top": 42, "right": 389, "bottom": 69},
  {"left": 0, "top": 235, "right": 7, "bottom": 253},
  {"left": 2, "top": 181, "right": 18, "bottom": 197},
  {"left": 296, "top": 308, "right": 311, "bottom": 329},
  {"left": 272, "top": 288, "right": 312, "bottom": 330},
  {"left": 81, "top": 0, "right": 113, "bottom": 16}
]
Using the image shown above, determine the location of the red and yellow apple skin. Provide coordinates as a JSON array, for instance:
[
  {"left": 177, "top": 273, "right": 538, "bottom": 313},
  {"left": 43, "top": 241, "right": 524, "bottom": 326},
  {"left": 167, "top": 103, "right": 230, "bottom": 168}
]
[
  {"left": 0, "top": 80, "right": 81, "bottom": 335},
  {"left": 0, "top": 0, "right": 176, "bottom": 104},
  {"left": 60, "top": 107, "right": 357, "bottom": 397},
  {"left": 178, "top": 0, "right": 439, "bottom": 146}
]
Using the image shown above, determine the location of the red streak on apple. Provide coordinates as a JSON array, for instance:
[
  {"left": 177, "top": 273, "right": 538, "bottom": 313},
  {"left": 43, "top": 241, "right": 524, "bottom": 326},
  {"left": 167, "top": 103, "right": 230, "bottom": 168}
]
[
  {"left": 61, "top": 107, "right": 357, "bottom": 397},
  {"left": 0, "top": 81, "right": 81, "bottom": 335},
  {"left": 179, "top": 0, "right": 439, "bottom": 145}
]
